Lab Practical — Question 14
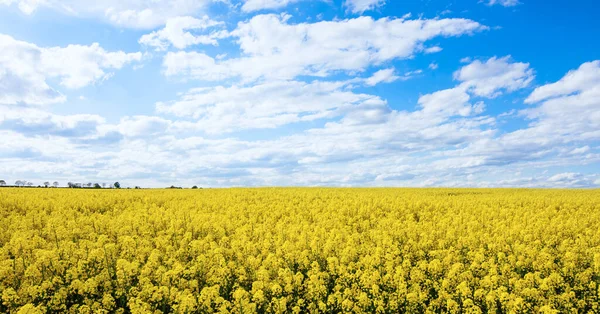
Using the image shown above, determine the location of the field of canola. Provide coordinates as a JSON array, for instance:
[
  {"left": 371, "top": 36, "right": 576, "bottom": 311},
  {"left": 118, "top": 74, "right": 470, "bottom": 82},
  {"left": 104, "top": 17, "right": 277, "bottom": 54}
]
[{"left": 1, "top": 188, "right": 600, "bottom": 313}]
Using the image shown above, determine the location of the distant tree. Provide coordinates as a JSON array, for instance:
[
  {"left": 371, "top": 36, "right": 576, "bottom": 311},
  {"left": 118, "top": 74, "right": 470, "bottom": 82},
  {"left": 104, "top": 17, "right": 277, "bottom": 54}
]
[
  {"left": 192, "top": 185, "right": 198, "bottom": 189},
  {"left": 86, "top": 183, "right": 92, "bottom": 188},
  {"left": 53, "top": 182, "right": 59, "bottom": 188},
  {"left": 15, "top": 180, "right": 23, "bottom": 187},
  {"left": 114, "top": 182, "right": 121, "bottom": 189},
  {"left": 94, "top": 183, "right": 102, "bottom": 189},
  {"left": 43, "top": 182, "right": 50, "bottom": 188},
  {"left": 0, "top": 180, "right": 6, "bottom": 186},
  {"left": 26, "top": 182, "right": 33, "bottom": 187},
  {"left": 135, "top": 186, "right": 141, "bottom": 189},
  {"left": 67, "top": 182, "right": 74, "bottom": 188}
]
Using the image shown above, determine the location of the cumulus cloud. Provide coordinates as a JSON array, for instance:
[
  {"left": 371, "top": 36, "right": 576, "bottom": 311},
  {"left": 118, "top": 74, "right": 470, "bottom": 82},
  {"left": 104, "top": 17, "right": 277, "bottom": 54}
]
[
  {"left": 522, "top": 60, "right": 600, "bottom": 139},
  {"left": 0, "top": 107, "right": 173, "bottom": 146},
  {"left": 139, "top": 16, "right": 227, "bottom": 50},
  {"left": 418, "top": 86, "right": 483, "bottom": 117},
  {"left": 157, "top": 80, "right": 384, "bottom": 133},
  {"left": 241, "top": 0, "right": 307, "bottom": 12},
  {"left": 2, "top": 15, "right": 596, "bottom": 188},
  {"left": 0, "top": 130, "right": 76, "bottom": 161},
  {"left": 344, "top": 0, "right": 386, "bottom": 14},
  {"left": 364, "top": 68, "right": 399, "bottom": 86},
  {"left": 0, "top": 106, "right": 170, "bottom": 143},
  {"left": 548, "top": 172, "right": 579, "bottom": 182},
  {"left": 156, "top": 57, "right": 531, "bottom": 176},
  {"left": 152, "top": 58, "right": 515, "bottom": 185},
  {"left": 525, "top": 60, "right": 600, "bottom": 104},
  {"left": 395, "top": 56, "right": 533, "bottom": 124},
  {"left": 0, "top": 105, "right": 106, "bottom": 137},
  {"left": 446, "top": 60, "right": 600, "bottom": 174},
  {"left": 163, "top": 51, "right": 229, "bottom": 80},
  {"left": 546, "top": 172, "right": 597, "bottom": 187},
  {"left": 486, "top": 0, "right": 520, "bottom": 7},
  {"left": 115, "top": 116, "right": 172, "bottom": 137},
  {"left": 0, "top": 0, "right": 216, "bottom": 29},
  {"left": 454, "top": 56, "right": 534, "bottom": 98},
  {"left": 6, "top": 55, "right": 529, "bottom": 187},
  {"left": 472, "top": 61, "right": 600, "bottom": 173},
  {"left": 0, "top": 0, "right": 44, "bottom": 14},
  {"left": 0, "top": 34, "right": 141, "bottom": 106},
  {"left": 164, "top": 14, "right": 487, "bottom": 81},
  {"left": 424, "top": 46, "right": 443, "bottom": 54},
  {"left": 570, "top": 146, "right": 590, "bottom": 155}
]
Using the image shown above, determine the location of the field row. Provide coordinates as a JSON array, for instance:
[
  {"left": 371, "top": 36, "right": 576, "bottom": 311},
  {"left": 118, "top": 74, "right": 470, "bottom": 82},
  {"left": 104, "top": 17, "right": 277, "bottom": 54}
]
[{"left": 1, "top": 188, "right": 599, "bottom": 313}]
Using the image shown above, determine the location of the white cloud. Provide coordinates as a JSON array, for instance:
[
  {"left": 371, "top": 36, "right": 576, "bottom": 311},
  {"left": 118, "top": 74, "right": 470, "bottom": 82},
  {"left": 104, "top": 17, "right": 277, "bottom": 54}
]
[
  {"left": 486, "top": 0, "right": 520, "bottom": 7},
  {"left": 429, "top": 62, "right": 439, "bottom": 70},
  {"left": 418, "top": 86, "right": 482, "bottom": 117},
  {"left": 0, "top": 106, "right": 173, "bottom": 142},
  {"left": 570, "top": 146, "right": 590, "bottom": 155},
  {"left": 447, "top": 60, "right": 600, "bottom": 174},
  {"left": 153, "top": 60, "right": 507, "bottom": 182},
  {"left": 139, "top": 16, "right": 227, "bottom": 51},
  {"left": 460, "top": 57, "right": 472, "bottom": 63},
  {"left": 455, "top": 56, "right": 534, "bottom": 98},
  {"left": 364, "top": 68, "right": 399, "bottom": 86},
  {"left": 109, "top": 57, "right": 528, "bottom": 186},
  {"left": 157, "top": 80, "right": 384, "bottom": 133},
  {"left": 163, "top": 51, "right": 230, "bottom": 80},
  {"left": 548, "top": 172, "right": 584, "bottom": 184},
  {"left": 519, "top": 60, "right": 600, "bottom": 142},
  {"left": 0, "top": 0, "right": 216, "bottom": 29},
  {"left": 525, "top": 60, "right": 600, "bottom": 104},
  {"left": 424, "top": 46, "right": 443, "bottom": 54},
  {"left": 42, "top": 43, "right": 142, "bottom": 89},
  {"left": 0, "top": 0, "right": 45, "bottom": 14},
  {"left": 3, "top": 22, "right": 596, "bottom": 188},
  {"left": 0, "top": 130, "right": 76, "bottom": 160},
  {"left": 159, "top": 57, "right": 497, "bottom": 136},
  {"left": 344, "top": 0, "right": 386, "bottom": 14},
  {"left": 0, "top": 105, "right": 111, "bottom": 139},
  {"left": 164, "top": 14, "right": 487, "bottom": 81},
  {"left": 115, "top": 116, "right": 172, "bottom": 137},
  {"left": 158, "top": 57, "right": 533, "bottom": 174},
  {"left": 232, "top": 14, "right": 485, "bottom": 67},
  {"left": 0, "top": 34, "right": 65, "bottom": 106},
  {"left": 0, "top": 34, "right": 141, "bottom": 106},
  {"left": 242, "top": 0, "right": 306, "bottom": 12}
]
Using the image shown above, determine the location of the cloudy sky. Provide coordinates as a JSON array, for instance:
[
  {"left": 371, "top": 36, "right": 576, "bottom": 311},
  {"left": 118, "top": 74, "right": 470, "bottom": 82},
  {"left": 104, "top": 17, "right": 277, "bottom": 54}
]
[{"left": 0, "top": 0, "right": 599, "bottom": 188}]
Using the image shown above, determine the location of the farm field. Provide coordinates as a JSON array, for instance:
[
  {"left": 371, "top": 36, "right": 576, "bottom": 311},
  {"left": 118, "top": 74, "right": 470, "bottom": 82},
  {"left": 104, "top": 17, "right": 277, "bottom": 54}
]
[{"left": 1, "top": 188, "right": 600, "bottom": 313}]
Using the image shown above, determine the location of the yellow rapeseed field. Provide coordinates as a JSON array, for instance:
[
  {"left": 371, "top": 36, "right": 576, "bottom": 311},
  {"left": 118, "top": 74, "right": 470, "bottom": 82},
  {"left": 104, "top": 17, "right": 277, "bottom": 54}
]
[{"left": 1, "top": 188, "right": 599, "bottom": 313}]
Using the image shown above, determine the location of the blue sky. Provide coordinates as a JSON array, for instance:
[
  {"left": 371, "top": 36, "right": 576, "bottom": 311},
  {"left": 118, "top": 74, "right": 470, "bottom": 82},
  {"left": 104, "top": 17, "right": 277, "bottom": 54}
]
[{"left": 0, "top": 0, "right": 599, "bottom": 188}]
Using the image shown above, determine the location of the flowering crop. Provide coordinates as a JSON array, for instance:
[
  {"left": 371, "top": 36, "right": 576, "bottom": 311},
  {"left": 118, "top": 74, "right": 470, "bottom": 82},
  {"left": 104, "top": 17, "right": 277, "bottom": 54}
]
[{"left": 1, "top": 188, "right": 599, "bottom": 313}]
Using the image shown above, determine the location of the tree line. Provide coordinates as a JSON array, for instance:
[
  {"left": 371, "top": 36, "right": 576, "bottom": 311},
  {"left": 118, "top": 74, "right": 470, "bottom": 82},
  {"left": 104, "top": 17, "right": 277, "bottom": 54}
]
[
  {"left": 0, "top": 180, "right": 121, "bottom": 189},
  {"left": 0, "top": 180, "right": 202, "bottom": 189}
]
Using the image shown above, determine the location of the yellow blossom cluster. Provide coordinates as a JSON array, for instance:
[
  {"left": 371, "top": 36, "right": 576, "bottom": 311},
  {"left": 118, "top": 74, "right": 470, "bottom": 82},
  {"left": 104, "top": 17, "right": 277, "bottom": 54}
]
[{"left": 1, "top": 188, "right": 599, "bottom": 313}]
